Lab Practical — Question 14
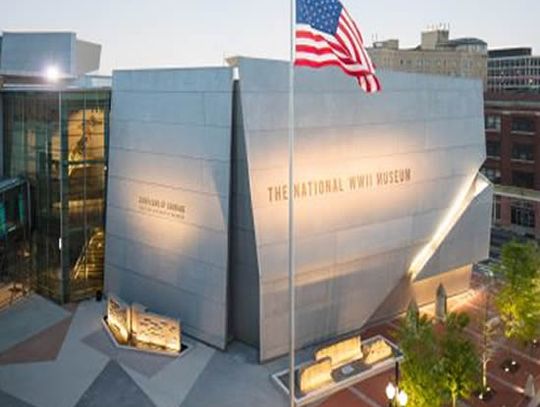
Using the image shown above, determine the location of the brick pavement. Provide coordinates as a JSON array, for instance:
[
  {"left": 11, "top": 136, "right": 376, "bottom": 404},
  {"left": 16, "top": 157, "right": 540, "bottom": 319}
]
[{"left": 320, "top": 271, "right": 539, "bottom": 407}]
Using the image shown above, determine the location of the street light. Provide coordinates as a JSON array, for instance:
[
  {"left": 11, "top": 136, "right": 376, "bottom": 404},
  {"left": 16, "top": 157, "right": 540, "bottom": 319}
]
[
  {"left": 386, "top": 382, "right": 397, "bottom": 401},
  {"left": 386, "top": 382, "right": 408, "bottom": 406},
  {"left": 397, "top": 389, "right": 408, "bottom": 406}
]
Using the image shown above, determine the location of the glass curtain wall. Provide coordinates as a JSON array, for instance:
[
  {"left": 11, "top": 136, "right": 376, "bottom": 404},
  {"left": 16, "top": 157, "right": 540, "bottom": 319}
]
[
  {"left": 3, "top": 90, "right": 110, "bottom": 302},
  {"left": 0, "top": 180, "right": 31, "bottom": 294}
]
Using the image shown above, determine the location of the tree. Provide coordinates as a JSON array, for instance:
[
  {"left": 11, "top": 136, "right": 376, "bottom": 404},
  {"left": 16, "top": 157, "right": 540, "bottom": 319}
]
[
  {"left": 494, "top": 241, "right": 540, "bottom": 351},
  {"left": 395, "top": 305, "right": 446, "bottom": 407},
  {"left": 440, "top": 313, "right": 481, "bottom": 407}
]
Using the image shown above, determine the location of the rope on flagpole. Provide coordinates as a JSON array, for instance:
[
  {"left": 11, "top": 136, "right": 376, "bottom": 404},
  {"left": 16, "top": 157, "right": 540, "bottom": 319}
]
[{"left": 288, "top": 0, "right": 296, "bottom": 406}]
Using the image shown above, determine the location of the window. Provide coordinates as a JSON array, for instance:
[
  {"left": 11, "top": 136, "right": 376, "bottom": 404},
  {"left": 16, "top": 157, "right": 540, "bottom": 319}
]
[
  {"left": 485, "top": 115, "right": 501, "bottom": 131},
  {"left": 512, "top": 143, "right": 535, "bottom": 161},
  {"left": 481, "top": 167, "right": 501, "bottom": 183},
  {"left": 511, "top": 200, "right": 535, "bottom": 228},
  {"left": 495, "top": 196, "right": 501, "bottom": 221},
  {"left": 512, "top": 171, "right": 535, "bottom": 189},
  {"left": 512, "top": 117, "right": 536, "bottom": 133},
  {"left": 486, "top": 141, "right": 501, "bottom": 157}
]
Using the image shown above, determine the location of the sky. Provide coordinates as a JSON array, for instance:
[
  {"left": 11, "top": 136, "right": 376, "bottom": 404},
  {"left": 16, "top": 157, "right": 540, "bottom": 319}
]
[{"left": 1, "top": 0, "right": 539, "bottom": 75}]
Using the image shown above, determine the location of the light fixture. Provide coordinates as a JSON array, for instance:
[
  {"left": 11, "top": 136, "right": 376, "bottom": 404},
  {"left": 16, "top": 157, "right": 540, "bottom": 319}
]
[
  {"left": 397, "top": 390, "right": 408, "bottom": 406},
  {"left": 45, "top": 65, "right": 60, "bottom": 82},
  {"left": 386, "top": 382, "right": 397, "bottom": 400}
]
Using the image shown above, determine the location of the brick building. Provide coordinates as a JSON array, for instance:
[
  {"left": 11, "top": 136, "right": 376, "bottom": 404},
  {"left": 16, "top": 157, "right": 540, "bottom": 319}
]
[{"left": 482, "top": 92, "right": 540, "bottom": 237}]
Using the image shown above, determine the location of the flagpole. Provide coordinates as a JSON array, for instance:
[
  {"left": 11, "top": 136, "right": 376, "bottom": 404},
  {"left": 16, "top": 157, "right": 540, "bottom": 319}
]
[{"left": 288, "top": 0, "right": 296, "bottom": 406}]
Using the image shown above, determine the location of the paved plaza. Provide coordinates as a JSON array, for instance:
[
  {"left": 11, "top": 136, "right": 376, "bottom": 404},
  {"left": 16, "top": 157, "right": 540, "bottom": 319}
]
[{"left": 0, "top": 272, "right": 539, "bottom": 407}]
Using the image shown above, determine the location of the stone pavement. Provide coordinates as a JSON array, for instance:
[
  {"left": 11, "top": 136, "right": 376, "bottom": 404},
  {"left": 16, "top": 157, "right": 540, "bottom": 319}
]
[
  {"left": 0, "top": 294, "right": 287, "bottom": 407},
  {"left": 0, "top": 271, "right": 538, "bottom": 407},
  {"left": 318, "top": 272, "right": 540, "bottom": 407}
]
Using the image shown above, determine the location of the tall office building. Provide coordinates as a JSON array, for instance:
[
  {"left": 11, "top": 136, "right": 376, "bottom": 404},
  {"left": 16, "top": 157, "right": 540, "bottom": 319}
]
[{"left": 488, "top": 48, "right": 540, "bottom": 93}]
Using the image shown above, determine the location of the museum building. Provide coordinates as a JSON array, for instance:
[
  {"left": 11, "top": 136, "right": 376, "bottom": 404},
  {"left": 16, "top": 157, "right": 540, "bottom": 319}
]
[{"left": 0, "top": 32, "right": 493, "bottom": 361}]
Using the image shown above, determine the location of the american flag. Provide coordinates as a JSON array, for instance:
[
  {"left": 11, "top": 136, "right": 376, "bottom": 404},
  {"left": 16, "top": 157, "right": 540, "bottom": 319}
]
[{"left": 295, "top": 0, "right": 381, "bottom": 93}]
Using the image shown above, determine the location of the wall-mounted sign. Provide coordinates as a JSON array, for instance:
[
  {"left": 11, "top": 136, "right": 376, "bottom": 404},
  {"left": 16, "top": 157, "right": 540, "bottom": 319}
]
[
  {"left": 267, "top": 167, "right": 412, "bottom": 203},
  {"left": 137, "top": 196, "right": 186, "bottom": 221}
]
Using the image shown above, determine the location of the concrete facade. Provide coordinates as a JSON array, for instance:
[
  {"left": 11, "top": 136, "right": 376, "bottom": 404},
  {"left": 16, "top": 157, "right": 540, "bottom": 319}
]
[
  {"left": 104, "top": 68, "right": 234, "bottom": 350},
  {"left": 0, "top": 32, "right": 101, "bottom": 79},
  {"left": 103, "top": 57, "right": 491, "bottom": 361},
  {"left": 231, "top": 58, "right": 491, "bottom": 361}
]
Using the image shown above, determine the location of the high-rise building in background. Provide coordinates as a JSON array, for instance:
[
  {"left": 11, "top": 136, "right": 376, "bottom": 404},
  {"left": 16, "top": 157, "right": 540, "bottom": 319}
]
[
  {"left": 487, "top": 48, "right": 540, "bottom": 93},
  {"left": 368, "top": 27, "right": 488, "bottom": 85}
]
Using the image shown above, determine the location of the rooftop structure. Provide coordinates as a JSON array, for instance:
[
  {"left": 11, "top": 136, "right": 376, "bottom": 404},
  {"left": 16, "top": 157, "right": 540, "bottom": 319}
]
[
  {"left": 487, "top": 47, "right": 540, "bottom": 93},
  {"left": 369, "top": 28, "right": 488, "bottom": 85},
  {"left": 0, "top": 31, "right": 101, "bottom": 83}
]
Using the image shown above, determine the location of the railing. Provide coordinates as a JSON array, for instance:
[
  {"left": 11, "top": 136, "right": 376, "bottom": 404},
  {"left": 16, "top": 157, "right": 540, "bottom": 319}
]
[{"left": 70, "top": 228, "right": 105, "bottom": 301}]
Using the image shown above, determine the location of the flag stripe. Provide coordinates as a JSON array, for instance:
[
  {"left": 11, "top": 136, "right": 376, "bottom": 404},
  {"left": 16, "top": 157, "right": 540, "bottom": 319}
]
[
  {"left": 295, "top": 0, "right": 381, "bottom": 93},
  {"left": 296, "top": 29, "right": 348, "bottom": 56}
]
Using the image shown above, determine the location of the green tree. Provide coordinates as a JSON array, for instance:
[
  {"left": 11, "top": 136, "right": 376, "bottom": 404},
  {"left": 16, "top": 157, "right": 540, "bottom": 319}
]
[
  {"left": 440, "top": 313, "right": 481, "bottom": 407},
  {"left": 494, "top": 241, "right": 540, "bottom": 348},
  {"left": 396, "top": 305, "right": 445, "bottom": 407}
]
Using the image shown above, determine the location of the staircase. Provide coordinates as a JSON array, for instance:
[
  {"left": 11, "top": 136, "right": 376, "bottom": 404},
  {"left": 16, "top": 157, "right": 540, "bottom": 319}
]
[{"left": 71, "top": 228, "right": 105, "bottom": 300}]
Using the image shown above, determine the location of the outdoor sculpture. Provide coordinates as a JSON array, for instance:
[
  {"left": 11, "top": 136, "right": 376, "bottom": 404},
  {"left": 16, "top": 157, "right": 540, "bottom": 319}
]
[
  {"left": 105, "top": 294, "right": 181, "bottom": 354},
  {"left": 131, "top": 308, "right": 181, "bottom": 353},
  {"left": 314, "top": 336, "right": 363, "bottom": 368},
  {"left": 363, "top": 339, "right": 393, "bottom": 365},
  {"left": 106, "top": 294, "right": 130, "bottom": 343},
  {"left": 436, "top": 283, "right": 448, "bottom": 322},
  {"left": 296, "top": 335, "right": 397, "bottom": 395},
  {"left": 297, "top": 357, "right": 333, "bottom": 394}
]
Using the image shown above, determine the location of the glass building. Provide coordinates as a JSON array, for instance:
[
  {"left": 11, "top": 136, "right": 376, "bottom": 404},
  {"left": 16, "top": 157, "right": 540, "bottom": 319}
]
[
  {"left": 2, "top": 89, "right": 110, "bottom": 302},
  {"left": 0, "top": 177, "right": 31, "bottom": 302}
]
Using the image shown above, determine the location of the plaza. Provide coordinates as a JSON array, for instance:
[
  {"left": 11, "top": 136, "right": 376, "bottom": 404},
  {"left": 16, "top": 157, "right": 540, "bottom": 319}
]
[{"left": 0, "top": 270, "right": 539, "bottom": 407}]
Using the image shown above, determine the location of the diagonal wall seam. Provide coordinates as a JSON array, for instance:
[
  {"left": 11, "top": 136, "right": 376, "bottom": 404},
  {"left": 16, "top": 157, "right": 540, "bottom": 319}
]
[{"left": 408, "top": 172, "right": 491, "bottom": 281}]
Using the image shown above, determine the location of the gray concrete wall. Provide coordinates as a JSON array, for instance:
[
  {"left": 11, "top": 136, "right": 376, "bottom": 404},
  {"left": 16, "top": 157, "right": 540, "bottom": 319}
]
[
  {"left": 0, "top": 32, "right": 101, "bottom": 78},
  {"left": 0, "top": 32, "right": 75, "bottom": 77},
  {"left": 75, "top": 40, "right": 101, "bottom": 76},
  {"left": 234, "top": 57, "right": 490, "bottom": 361},
  {"left": 105, "top": 68, "right": 233, "bottom": 349},
  {"left": 229, "top": 81, "right": 260, "bottom": 346}
]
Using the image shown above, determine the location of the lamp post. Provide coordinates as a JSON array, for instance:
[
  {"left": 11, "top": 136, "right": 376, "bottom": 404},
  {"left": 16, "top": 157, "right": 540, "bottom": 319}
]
[{"left": 386, "top": 382, "right": 408, "bottom": 407}]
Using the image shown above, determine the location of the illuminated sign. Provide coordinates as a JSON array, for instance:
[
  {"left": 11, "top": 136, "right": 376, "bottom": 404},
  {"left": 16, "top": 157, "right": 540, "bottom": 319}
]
[
  {"left": 137, "top": 196, "right": 186, "bottom": 220},
  {"left": 267, "top": 167, "right": 412, "bottom": 203}
]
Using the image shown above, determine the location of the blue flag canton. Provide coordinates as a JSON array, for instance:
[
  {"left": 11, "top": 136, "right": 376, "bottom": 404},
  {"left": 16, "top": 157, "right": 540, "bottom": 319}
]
[{"left": 297, "top": 0, "right": 343, "bottom": 36}]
